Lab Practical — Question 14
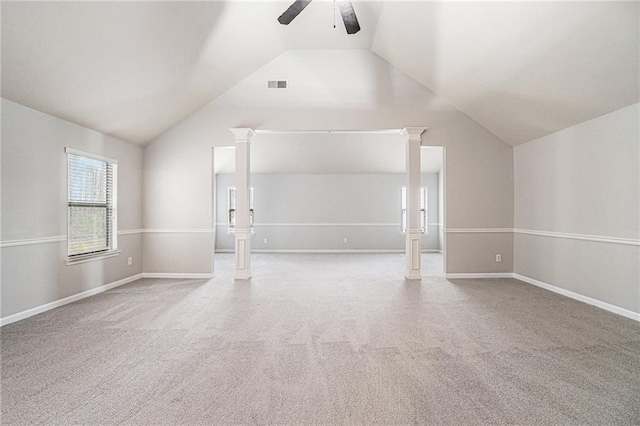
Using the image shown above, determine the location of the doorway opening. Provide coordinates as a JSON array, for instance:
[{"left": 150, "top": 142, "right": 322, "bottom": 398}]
[
  {"left": 420, "top": 146, "right": 445, "bottom": 277},
  {"left": 214, "top": 129, "right": 446, "bottom": 280},
  {"left": 212, "top": 146, "right": 236, "bottom": 278}
]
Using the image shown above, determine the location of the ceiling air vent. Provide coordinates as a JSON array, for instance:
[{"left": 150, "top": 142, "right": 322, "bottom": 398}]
[{"left": 267, "top": 80, "right": 287, "bottom": 89}]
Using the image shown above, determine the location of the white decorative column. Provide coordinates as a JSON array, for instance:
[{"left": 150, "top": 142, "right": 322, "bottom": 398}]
[
  {"left": 403, "top": 127, "right": 427, "bottom": 280},
  {"left": 230, "top": 128, "right": 255, "bottom": 280}
]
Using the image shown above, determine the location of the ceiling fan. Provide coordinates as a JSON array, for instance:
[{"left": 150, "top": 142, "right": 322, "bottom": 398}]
[{"left": 278, "top": 0, "right": 361, "bottom": 34}]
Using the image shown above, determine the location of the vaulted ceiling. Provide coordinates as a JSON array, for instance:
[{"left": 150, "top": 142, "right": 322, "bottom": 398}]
[{"left": 2, "top": 1, "right": 638, "bottom": 146}]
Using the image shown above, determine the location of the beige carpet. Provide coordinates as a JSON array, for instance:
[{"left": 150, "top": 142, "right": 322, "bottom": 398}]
[{"left": 2, "top": 253, "right": 639, "bottom": 424}]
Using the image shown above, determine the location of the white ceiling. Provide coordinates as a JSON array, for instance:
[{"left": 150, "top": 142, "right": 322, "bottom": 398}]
[
  {"left": 2, "top": 1, "right": 638, "bottom": 146},
  {"left": 1, "top": 1, "right": 377, "bottom": 144},
  {"left": 371, "top": 1, "right": 640, "bottom": 145}
]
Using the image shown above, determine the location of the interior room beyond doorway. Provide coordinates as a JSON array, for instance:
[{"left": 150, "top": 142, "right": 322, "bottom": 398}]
[{"left": 213, "top": 131, "right": 444, "bottom": 277}]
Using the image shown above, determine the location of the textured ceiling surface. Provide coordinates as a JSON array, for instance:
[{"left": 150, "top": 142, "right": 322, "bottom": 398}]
[{"left": 2, "top": 1, "right": 638, "bottom": 146}]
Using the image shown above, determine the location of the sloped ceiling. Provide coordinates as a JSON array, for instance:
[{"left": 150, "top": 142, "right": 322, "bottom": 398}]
[
  {"left": 371, "top": 1, "right": 640, "bottom": 145},
  {"left": 1, "top": 1, "right": 638, "bottom": 146},
  {"left": 1, "top": 1, "right": 379, "bottom": 144}
]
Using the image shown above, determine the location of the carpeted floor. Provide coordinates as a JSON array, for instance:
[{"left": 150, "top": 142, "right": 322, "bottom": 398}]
[{"left": 2, "top": 253, "right": 639, "bottom": 425}]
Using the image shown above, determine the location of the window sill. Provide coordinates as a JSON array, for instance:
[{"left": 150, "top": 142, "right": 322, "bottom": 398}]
[{"left": 66, "top": 250, "right": 121, "bottom": 265}]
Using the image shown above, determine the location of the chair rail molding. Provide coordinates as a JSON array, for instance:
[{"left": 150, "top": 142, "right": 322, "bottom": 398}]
[
  {"left": 6, "top": 228, "right": 637, "bottom": 247},
  {"left": 445, "top": 228, "right": 513, "bottom": 233},
  {"left": 0, "top": 235, "right": 67, "bottom": 248},
  {"left": 513, "top": 228, "right": 639, "bottom": 246}
]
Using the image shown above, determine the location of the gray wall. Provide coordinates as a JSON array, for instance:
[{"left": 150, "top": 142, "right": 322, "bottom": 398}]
[
  {"left": 214, "top": 173, "right": 440, "bottom": 251},
  {"left": 143, "top": 51, "right": 514, "bottom": 275},
  {"left": 514, "top": 103, "right": 639, "bottom": 314},
  {"left": 1, "top": 99, "right": 143, "bottom": 318}
]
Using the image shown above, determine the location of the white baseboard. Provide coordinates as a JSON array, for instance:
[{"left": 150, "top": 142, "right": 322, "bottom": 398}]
[
  {"left": 4, "top": 270, "right": 635, "bottom": 328},
  {"left": 512, "top": 273, "right": 640, "bottom": 322},
  {"left": 0, "top": 273, "right": 144, "bottom": 327},
  {"left": 234, "top": 271, "right": 252, "bottom": 280},
  {"left": 445, "top": 272, "right": 639, "bottom": 322},
  {"left": 0, "top": 272, "right": 215, "bottom": 327},
  {"left": 142, "top": 273, "right": 215, "bottom": 279},
  {"left": 445, "top": 273, "right": 513, "bottom": 279},
  {"left": 216, "top": 249, "right": 405, "bottom": 254},
  {"left": 215, "top": 249, "right": 443, "bottom": 254}
]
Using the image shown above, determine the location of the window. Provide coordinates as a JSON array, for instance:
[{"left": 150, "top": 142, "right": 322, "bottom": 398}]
[
  {"left": 227, "top": 186, "right": 254, "bottom": 234},
  {"left": 67, "top": 149, "right": 117, "bottom": 258},
  {"left": 401, "top": 186, "right": 427, "bottom": 233}
]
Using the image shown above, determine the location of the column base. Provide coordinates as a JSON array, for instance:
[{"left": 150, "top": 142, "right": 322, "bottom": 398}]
[
  {"left": 235, "top": 270, "right": 252, "bottom": 280},
  {"left": 234, "top": 229, "right": 251, "bottom": 280},
  {"left": 405, "top": 230, "right": 422, "bottom": 280}
]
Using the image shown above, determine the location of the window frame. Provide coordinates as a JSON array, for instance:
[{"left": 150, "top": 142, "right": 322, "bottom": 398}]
[
  {"left": 401, "top": 186, "right": 428, "bottom": 234},
  {"left": 227, "top": 186, "right": 254, "bottom": 235},
  {"left": 65, "top": 148, "right": 119, "bottom": 262}
]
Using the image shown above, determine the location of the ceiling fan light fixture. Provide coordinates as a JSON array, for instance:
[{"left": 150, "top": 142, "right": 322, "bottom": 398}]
[{"left": 277, "top": 0, "right": 360, "bottom": 34}]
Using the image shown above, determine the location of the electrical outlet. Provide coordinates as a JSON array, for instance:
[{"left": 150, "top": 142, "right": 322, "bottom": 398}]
[
  {"left": 343, "top": 237, "right": 348, "bottom": 244},
  {"left": 263, "top": 238, "right": 268, "bottom": 244},
  {"left": 495, "top": 254, "right": 502, "bottom": 263},
  {"left": 128, "top": 257, "right": 133, "bottom": 265}
]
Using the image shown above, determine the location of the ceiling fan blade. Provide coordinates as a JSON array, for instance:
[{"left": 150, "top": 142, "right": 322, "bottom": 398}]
[
  {"left": 337, "top": 0, "right": 360, "bottom": 34},
  {"left": 278, "top": 0, "right": 313, "bottom": 25}
]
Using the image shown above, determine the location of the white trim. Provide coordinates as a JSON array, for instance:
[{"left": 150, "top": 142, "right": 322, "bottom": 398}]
[
  {"left": 216, "top": 249, "right": 405, "bottom": 254},
  {"left": 441, "top": 227, "right": 640, "bottom": 247},
  {"left": 1, "top": 230, "right": 144, "bottom": 247},
  {"left": 235, "top": 270, "right": 252, "bottom": 280},
  {"left": 253, "top": 129, "right": 405, "bottom": 135},
  {"left": 258, "top": 223, "right": 400, "bottom": 227},
  {"left": 220, "top": 222, "right": 403, "bottom": 227},
  {"left": 445, "top": 273, "right": 513, "bottom": 279},
  {"left": 0, "top": 273, "right": 143, "bottom": 327},
  {"left": 229, "top": 128, "right": 255, "bottom": 142},
  {"left": 441, "top": 147, "right": 447, "bottom": 276},
  {"left": 401, "top": 127, "right": 429, "bottom": 137},
  {"left": 513, "top": 273, "right": 640, "bottom": 322},
  {"left": 3, "top": 225, "right": 446, "bottom": 247},
  {"left": 118, "top": 229, "right": 144, "bottom": 235},
  {"left": 441, "top": 272, "right": 639, "bottom": 322},
  {"left": 142, "top": 273, "right": 215, "bottom": 279},
  {"left": 445, "top": 228, "right": 513, "bottom": 233},
  {"left": 11, "top": 228, "right": 634, "bottom": 248},
  {"left": 65, "top": 147, "right": 118, "bottom": 164},
  {"left": 0, "top": 235, "right": 66, "bottom": 248},
  {"left": 66, "top": 250, "right": 121, "bottom": 265},
  {"left": 218, "top": 222, "right": 441, "bottom": 228},
  {"left": 142, "top": 229, "right": 214, "bottom": 234},
  {"left": 513, "top": 228, "right": 639, "bottom": 246},
  {"left": 216, "top": 249, "right": 441, "bottom": 254}
]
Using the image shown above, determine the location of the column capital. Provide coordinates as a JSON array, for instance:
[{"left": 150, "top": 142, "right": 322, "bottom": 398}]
[
  {"left": 401, "top": 127, "right": 427, "bottom": 143},
  {"left": 229, "top": 128, "right": 256, "bottom": 143}
]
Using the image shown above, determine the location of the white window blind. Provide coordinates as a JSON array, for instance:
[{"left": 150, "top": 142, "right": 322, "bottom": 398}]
[
  {"left": 227, "top": 186, "right": 254, "bottom": 234},
  {"left": 401, "top": 186, "right": 427, "bottom": 233},
  {"left": 67, "top": 151, "right": 117, "bottom": 257}
]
